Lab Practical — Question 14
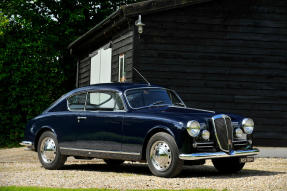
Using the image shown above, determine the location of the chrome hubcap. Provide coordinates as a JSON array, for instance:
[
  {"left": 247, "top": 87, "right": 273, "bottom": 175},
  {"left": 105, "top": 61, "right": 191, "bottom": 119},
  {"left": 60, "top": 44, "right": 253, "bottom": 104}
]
[
  {"left": 150, "top": 141, "right": 172, "bottom": 171},
  {"left": 40, "top": 137, "right": 56, "bottom": 164}
]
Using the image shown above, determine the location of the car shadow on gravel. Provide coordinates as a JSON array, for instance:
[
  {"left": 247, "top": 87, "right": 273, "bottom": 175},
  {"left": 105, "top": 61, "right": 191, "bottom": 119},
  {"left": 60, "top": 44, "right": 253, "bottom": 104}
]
[
  {"left": 179, "top": 165, "right": 286, "bottom": 178},
  {"left": 62, "top": 162, "right": 151, "bottom": 175},
  {"left": 61, "top": 162, "right": 285, "bottom": 178}
]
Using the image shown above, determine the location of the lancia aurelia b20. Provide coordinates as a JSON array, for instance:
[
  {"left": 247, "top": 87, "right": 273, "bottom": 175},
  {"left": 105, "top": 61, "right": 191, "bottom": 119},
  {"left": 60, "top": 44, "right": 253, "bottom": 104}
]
[{"left": 21, "top": 83, "right": 259, "bottom": 177}]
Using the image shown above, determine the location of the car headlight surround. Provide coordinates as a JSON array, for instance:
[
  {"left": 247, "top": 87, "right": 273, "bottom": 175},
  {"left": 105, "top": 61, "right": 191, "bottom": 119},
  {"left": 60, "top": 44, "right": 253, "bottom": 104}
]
[
  {"left": 186, "top": 120, "right": 201, "bottom": 137},
  {"left": 242, "top": 118, "right": 254, "bottom": 134}
]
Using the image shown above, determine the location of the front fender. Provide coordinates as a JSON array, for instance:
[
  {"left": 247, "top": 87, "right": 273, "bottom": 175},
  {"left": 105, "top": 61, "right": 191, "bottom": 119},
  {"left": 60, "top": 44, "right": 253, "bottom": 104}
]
[{"left": 141, "top": 125, "right": 185, "bottom": 160}]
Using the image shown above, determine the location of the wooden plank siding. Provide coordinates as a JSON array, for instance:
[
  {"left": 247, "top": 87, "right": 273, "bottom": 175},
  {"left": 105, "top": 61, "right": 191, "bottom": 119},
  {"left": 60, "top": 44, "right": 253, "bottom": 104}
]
[
  {"left": 111, "top": 30, "right": 134, "bottom": 82},
  {"left": 78, "top": 56, "right": 91, "bottom": 87},
  {"left": 133, "top": 0, "right": 287, "bottom": 146}
]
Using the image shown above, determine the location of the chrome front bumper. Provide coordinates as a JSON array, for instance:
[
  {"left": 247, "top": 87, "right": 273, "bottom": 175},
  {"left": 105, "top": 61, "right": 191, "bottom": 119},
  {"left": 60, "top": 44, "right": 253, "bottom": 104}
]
[
  {"left": 179, "top": 148, "right": 259, "bottom": 160},
  {"left": 20, "top": 141, "right": 32, "bottom": 147}
]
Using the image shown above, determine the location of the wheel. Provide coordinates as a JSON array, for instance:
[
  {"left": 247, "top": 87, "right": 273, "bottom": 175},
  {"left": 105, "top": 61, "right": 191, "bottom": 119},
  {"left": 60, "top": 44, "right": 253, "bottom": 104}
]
[
  {"left": 146, "top": 132, "right": 183, "bottom": 177},
  {"left": 212, "top": 157, "right": 245, "bottom": 173},
  {"left": 104, "top": 159, "right": 124, "bottom": 166},
  {"left": 37, "top": 131, "right": 67, "bottom": 170}
]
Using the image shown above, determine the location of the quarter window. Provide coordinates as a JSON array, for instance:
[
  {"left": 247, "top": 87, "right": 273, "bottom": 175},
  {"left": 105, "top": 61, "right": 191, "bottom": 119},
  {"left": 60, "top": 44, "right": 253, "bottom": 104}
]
[
  {"left": 67, "top": 93, "right": 87, "bottom": 110},
  {"left": 86, "top": 91, "right": 124, "bottom": 111}
]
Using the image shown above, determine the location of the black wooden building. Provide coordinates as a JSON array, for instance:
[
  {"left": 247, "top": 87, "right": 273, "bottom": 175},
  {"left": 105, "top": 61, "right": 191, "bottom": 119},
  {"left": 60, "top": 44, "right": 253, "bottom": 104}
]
[{"left": 68, "top": 0, "right": 287, "bottom": 146}]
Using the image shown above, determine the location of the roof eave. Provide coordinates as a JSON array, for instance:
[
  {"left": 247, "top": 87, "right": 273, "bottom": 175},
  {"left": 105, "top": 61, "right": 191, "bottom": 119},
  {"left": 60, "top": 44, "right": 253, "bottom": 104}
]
[
  {"left": 122, "top": 0, "right": 213, "bottom": 16},
  {"left": 67, "top": 8, "right": 124, "bottom": 50}
]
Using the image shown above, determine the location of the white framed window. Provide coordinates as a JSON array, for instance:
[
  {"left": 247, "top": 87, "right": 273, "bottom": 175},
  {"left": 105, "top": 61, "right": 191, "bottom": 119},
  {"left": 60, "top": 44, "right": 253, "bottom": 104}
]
[{"left": 118, "top": 54, "right": 125, "bottom": 82}]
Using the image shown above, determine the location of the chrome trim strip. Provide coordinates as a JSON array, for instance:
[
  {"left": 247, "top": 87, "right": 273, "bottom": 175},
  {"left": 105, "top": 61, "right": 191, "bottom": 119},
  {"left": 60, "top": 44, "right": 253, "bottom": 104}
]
[
  {"left": 234, "top": 143, "right": 248, "bottom": 146},
  {"left": 196, "top": 142, "right": 214, "bottom": 145},
  {"left": 179, "top": 148, "right": 259, "bottom": 160},
  {"left": 197, "top": 146, "right": 214, "bottom": 148},
  {"left": 60, "top": 147, "right": 140, "bottom": 156},
  {"left": 169, "top": 106, "right": 215, "bottom": 113},
  {"left": 19, "top": 141, "right": 32, "bottom": 147}
]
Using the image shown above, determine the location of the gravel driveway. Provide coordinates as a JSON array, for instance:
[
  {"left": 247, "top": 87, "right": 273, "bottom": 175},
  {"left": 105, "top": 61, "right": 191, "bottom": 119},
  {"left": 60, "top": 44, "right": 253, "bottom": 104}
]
[{"left": 0, "top": 147, "right": 286, "bottom": 191}]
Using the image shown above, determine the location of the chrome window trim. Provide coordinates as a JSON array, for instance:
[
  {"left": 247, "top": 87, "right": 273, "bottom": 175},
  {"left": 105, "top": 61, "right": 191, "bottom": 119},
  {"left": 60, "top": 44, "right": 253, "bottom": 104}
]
[
  {"left": 85, "top": 90, "right": 127, "bottom": 112},
  {"left": 66, "top": 89, "right": 127, "bottom": 112},
  {"left": 211, "top": 114, "right": 233, "bottom": 153},
  {"left": 60, "top": 147, "right": 140, "bottom": 156},
  {"left": 123, "top": 87, "right": 186, "bottom": 110}
]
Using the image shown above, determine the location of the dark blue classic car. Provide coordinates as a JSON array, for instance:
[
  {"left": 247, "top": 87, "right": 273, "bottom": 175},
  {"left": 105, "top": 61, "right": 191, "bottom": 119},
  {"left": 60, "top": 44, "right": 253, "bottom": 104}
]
[{"left": 21, "top": 83, "right": 259, "bottom": 177}]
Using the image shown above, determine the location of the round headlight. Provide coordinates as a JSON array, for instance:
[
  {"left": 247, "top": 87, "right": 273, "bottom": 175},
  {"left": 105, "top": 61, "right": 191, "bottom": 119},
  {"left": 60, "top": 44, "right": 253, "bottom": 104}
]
[
  {"left": 201, "top": 130, "right": 210, "bottom": 140},
  {"left": 186, "top": 120, "right": 200, "bottom": 137},
  {"left": 242, "top": 118, "right": 254, "bottom": 134},
  {"left": 235, "top": 128, "right": 243, "bottom": 138}
]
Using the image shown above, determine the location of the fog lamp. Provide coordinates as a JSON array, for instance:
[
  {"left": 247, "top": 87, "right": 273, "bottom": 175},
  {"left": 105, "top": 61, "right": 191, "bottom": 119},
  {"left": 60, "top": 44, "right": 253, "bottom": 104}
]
[
  {"left": 201, "top": 130, "right": 210, "bottom": 140},
  {"left": 235, "top": 128, "right": 243, "bottom": 138}
]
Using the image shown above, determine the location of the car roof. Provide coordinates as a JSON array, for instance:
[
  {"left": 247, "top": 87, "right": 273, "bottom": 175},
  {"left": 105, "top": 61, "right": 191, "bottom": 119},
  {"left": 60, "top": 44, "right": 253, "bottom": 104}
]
[
  {"left": 43, "top": 83, "right": 167, "bottom": 113},
  {"left": 69, "top": 83, "right": 163, "bottom": 95}
]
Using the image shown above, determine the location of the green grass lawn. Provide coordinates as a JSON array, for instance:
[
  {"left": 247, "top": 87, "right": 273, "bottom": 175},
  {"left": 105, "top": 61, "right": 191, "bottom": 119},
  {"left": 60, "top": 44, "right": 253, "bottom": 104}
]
[{"left": 0, "top": 187, "right": 226, "bottom": 191}]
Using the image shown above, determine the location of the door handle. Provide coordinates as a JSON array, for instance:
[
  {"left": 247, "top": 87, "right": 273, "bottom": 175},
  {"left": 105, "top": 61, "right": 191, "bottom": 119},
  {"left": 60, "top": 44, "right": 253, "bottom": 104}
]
[
  {"left": 77, "top": 116, "right": 87, "bottom": 120},
  {"left": 77, "top": 116, "right": 87, "bottom": 123}
]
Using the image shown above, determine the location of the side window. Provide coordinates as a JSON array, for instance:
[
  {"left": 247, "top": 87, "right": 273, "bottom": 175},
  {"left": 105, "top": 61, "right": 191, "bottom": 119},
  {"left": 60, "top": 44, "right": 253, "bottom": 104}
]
[
  {"left": 67, "top": 93, "right": 87, "bottom": 110},
  {"left": 86, "top": 91, "right": 124, "bottom": 111}
]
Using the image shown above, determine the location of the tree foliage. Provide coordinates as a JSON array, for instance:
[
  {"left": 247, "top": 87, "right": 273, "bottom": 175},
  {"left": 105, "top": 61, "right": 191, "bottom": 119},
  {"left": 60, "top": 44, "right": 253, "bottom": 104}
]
[{"left": 0, "top": 0, "right": 139, "bottom": 147}]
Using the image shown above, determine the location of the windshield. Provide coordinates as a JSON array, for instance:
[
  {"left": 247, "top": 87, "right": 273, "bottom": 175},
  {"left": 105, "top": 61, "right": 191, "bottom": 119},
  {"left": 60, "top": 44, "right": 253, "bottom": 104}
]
[{"left": 125, "top": 88, "right": 185, "bottom": 109}]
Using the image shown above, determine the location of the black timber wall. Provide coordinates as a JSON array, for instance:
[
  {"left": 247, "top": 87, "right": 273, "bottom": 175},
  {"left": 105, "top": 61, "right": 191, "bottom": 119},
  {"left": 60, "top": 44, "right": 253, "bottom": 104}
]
[
  {"left": 77, "top": 28, "right": 134, "bottom": 86},
  {"left": 78, "top": 56, "right": 91, "bottom": 87},
  {"left": 133, "top": 0, "right": 287, "bottom": 146},
  {"left": 111, "top": 29, "right": 134, "bottom": 82}
]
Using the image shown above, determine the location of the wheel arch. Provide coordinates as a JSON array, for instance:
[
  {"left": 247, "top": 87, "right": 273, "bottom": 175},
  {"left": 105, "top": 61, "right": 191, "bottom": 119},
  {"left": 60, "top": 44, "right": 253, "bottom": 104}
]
[
  {"left": 141, "top": 126, "right": 175, "bottom": 161},
  {"left": 34, "top": 126, "right": 57, "bottom": 152}
]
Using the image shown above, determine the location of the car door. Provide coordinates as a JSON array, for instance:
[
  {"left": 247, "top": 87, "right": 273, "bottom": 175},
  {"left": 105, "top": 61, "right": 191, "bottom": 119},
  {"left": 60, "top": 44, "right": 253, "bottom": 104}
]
[
  {"left": 75, "top": 90, "right": 125, "bottom": 151},
  {"left": 60, "top": 91, "right": 87, "bottom": 148}
]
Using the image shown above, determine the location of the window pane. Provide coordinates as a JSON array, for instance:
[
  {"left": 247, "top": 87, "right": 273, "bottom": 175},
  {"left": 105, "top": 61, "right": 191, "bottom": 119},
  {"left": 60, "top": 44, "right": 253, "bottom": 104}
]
[
  {"left": 67, "top": 93, "right": 86, "bottom": 110},
  {"left": 86, "top": 92, "right": 124, "bottom": 111},
  {"left": 126, "top": 88, "right": 185, "bottom": 108}
]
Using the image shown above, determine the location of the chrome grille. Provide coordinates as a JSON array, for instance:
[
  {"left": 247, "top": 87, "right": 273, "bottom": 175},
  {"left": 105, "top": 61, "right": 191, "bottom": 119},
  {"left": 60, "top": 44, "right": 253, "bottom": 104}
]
[{"left": 212, "top": 114, "right": 233, "bottom": 152}]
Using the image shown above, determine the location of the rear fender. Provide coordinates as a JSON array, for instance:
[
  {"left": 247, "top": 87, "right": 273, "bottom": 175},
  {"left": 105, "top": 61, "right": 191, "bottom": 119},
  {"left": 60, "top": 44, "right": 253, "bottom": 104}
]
[{"left": 34, "top": 126, "right": 57, "bottom": 151}]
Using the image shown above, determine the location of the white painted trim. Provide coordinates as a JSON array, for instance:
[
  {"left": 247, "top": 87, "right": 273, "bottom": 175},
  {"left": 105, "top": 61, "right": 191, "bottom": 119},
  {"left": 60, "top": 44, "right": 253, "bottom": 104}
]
[{"left": 118, "top": 54, "right": 125, "bottom": 82}]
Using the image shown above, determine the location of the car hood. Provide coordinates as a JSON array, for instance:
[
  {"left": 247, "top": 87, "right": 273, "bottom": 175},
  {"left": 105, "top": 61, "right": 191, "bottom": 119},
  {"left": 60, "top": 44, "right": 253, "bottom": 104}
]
[{"left": 134, "top": 106, "right": 243, "bottom": 123}]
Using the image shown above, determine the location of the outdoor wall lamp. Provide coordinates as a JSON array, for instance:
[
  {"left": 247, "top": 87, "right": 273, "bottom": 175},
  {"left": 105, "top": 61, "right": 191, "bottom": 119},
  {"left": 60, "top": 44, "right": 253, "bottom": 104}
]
[{"left": 135, "top": 15, "right": 145, "bottom": 34}]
